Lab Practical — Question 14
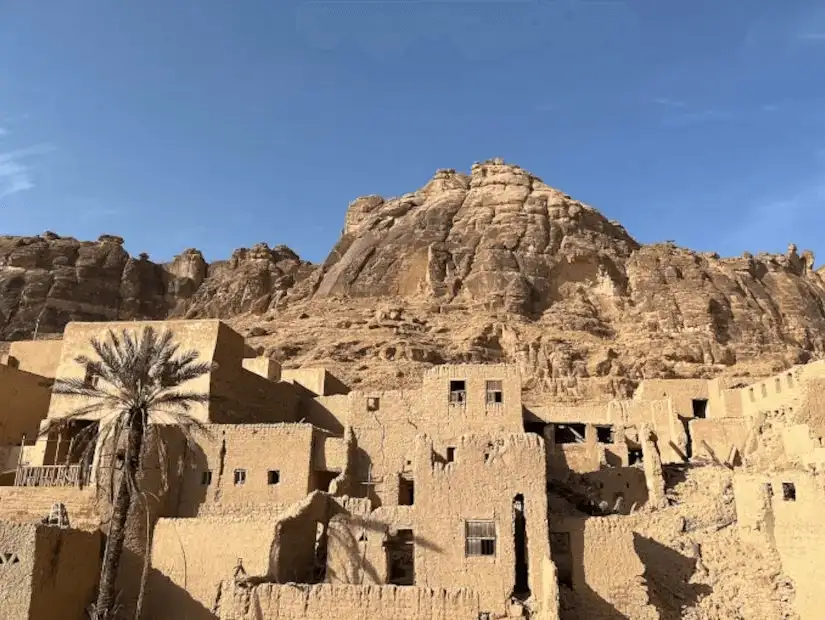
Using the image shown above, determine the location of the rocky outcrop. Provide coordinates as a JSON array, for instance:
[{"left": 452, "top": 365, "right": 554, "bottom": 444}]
[{"left": 3, "top": 159, "right": 825, "bottom": 397}]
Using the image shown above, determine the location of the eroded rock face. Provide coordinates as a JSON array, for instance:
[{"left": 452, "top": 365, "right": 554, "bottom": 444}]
[{"left": 3, "top": 160, "right": 825, "bottom": 398}]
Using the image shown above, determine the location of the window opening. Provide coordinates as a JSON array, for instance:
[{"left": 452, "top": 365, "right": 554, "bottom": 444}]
[
  {"left": 267, "top": 470, "right": 280, "bottom": 485},
  {"left": 466, "top": 520, "right": 496, "bottom": 556},
  {"left": 692, "top": 399, "right": 708, "bottom": 419},
  {"left": 553, "top": 423, "right": 586, "bottom": 444},
  {"left": 486, "top": 380, "right": 503, "bottom": 405},
  {"left": 449, "top": 380, "right": 467, "bottom": 405},
  {"left": 386, "top": 529, "right": 415, "bottom": 585},
  {"left": 201, "top": 471, "right": 213, "bottom": 486},
  {"left": 367, "top": 397, "right": 380, "bottom": 411},
  {"left": 233, "top": 469, "right": 246, "bottom": 486},
  {"left": 446, "top": 447, "right": 456, "bottom": 463},
  {"left": 782, "top": 482, "right": 796, "bottom": 501},
  {"left": 84, "top": 365, "right": 99, "bottom": 389},
  {"left": 399, "top": 476, "right": 414, "bottom": 506},
  {"left": 596, "top": 425, "right": 613, "bottom": 444}
]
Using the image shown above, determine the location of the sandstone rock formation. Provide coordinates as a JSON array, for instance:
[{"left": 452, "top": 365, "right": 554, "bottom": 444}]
[{"left": 3, "top": 160, "right": 825, "bottom": 398}]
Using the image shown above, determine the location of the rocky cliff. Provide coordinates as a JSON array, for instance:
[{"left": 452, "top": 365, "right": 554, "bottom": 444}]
[{"left": 3, "top": 160, "right": 825, "bottom": 399}]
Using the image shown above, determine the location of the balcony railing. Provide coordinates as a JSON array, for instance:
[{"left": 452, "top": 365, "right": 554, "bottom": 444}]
[{"left": 14, "top": 465, "right": 90, "bottom": 488}]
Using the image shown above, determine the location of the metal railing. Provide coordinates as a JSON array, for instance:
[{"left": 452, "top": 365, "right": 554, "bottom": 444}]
[{"left": 14, "top": 464, "right": 90, "bottom": 488}]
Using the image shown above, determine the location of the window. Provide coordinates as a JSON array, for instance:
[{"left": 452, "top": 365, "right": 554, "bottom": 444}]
[
  {"left": 596, "top": 425, "right": 613, "bottom": 443},
  {"left": 267, "top": 470, "right": 280, "bottom": 485},
  {"left": 367, "top": 397, "right": 380, "bottom": 411},
  {"left": 553, "top": 423, "right": 586, "bottom": 444},
  {"left": 387, "top": 529, "right": 415, "bottom": 585},
  {"left": 774, "top": 378, "right": 781, "bottom": 393},
  {"left": 485, "top": 380, "right": 503, "bottom": 405},
  {"left": 446, "top": 446, "right": 456, "bottom": 463},
  {"left": 781, "top": 482, "right": 796, "bottom": 501},
  {"left": 787, "top": 373, "right": 794, "bottom": 388},
  {"left": 465, "top": 520, "right": 496, "bottom": 556},
  {"left": 233, "top": 469, "right": 246, "bottom": 486},
  {"left": 201, "top": 471, "right": 213, "bottom": 486},
  {"left": 449, "top": 380, "right": 466, "bottom": 405},
  {"left": 0, "top": 553, "right": 20, "bottom": 566},
  {"left": 399, "top": 476, "right": 414, "bottom": 506},
  {"left": 84, "top": 365, "right": 99, "bottom": 389},
  {"left": 692, "top": 399, "right": 708, "bottom": 419}
]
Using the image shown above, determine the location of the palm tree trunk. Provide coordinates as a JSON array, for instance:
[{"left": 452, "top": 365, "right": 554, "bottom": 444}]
[{"left": 95, "top": 414, "right": 145, "bottom": 619}]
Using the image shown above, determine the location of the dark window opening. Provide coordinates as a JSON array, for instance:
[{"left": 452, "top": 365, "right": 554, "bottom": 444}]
[
  {"left": 6, "top": 356, "right": 19, "bottom": 369},
  {"left": 449, "top": 380, "right": 467, "bottom": 405},
  {"left": 367, "top": 397, "right": 380, "bottom": 411},
  {"left": 486, "top": 380, "right": 503, "bottom": 405},
  {"left": 267, "top": 470, "right": 280, "bottom": 485},
  {"left": 399, "top": 476, "right": 414, "bottom": 506},
  {"left": 233, "top": 469, "right": 246, "bottom": 486},
  {"left": 446, "top": 447, "right": 456, "bottom": 463},
  {"left": 201, "top": 471, "right": 213, "bottom": 486},
  {"left": 692, "top": 399, "right": 708, "bottom": 419},
  {"left": 782, "top": 482, "right": 796, "bottom": 501},
  {"left": 313, "top": 470, "right": 338, "bottom": 492},
  {"left": 596, "top": 425, "right": 613, "bottom": 444},
  {"left": 550, "top": 532, "right": 573, "bottom": 588},
  {"left": 553, "top": 423, "right": 586, "bottom": 445},
  {"left": 512, "top": 494, "right": 530, "bottom": 599},
  {"left": 524, "top": 421, "right": 547, "bottom": 436},
  {"left": 629, "top": 449, "right": 644, "bottom": 465},
  {"left": 466, "top": 520, "right": 496, "bottom": 556},
  {"left": 387, "top": 529, "right": 415, "bottom": 585},
  {"left": 83, "top": 365, "right": 99, "bottom": 389}
]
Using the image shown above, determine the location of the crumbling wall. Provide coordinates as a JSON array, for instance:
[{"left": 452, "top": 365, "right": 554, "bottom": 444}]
[
  {"left": 217, "top": 583, "right": 481, "bottom": 620},
  {"left": 690, "top": 417, "right": 749, "bottom": 464},
  {"left": 634, "top": 378, "right": 709, "bottom": 417}
]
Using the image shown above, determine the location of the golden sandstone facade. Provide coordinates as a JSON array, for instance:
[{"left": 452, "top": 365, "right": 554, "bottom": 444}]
[{"left": 0, "top": 320, "right": 824, "bottom": 619}]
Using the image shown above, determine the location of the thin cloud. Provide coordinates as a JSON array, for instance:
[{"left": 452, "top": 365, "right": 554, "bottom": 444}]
[
  {"left": 0, "top": 144, "right": 53, "bottom": 198},
  {"left": 652, "top": 97, "right": 687, "bottom": 108}
]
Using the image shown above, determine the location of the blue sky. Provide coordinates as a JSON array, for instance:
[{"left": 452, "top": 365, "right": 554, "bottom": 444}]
[{"left": 1, "top": 0, "right": 824, "bottom": 265}]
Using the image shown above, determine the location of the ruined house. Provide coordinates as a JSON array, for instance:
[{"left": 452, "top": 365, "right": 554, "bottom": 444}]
[{"left": 0, "top": 319, "right": 823, "bottom": 619}]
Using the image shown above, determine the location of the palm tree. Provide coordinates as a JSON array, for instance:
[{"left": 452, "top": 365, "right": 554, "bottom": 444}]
[{"left": 46, "top": 326, "right": 212, "bottom": 620}]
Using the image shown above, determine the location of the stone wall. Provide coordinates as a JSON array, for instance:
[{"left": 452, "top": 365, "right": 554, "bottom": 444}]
[{"left": 217, "top": 583, "right": 481, "bottom": 620}]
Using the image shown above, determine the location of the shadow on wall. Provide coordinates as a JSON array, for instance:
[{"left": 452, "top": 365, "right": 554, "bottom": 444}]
[
  {"left": 146, "top": 563, "right": 218, "bottom": 620},
  {"left": 557, "top": 525, "right": 629, "bottom": 620},
  {"left": 632, "top": 534, "right": 712, "bottom": 620},
  {"left": 325, "top": 513, "right": 444, "bottom": 586},
  {"left": 172, "top": 438, "right": 210, "bottom": 518}
]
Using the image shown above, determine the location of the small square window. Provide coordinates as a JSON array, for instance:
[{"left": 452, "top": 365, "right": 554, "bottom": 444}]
[
  {"left": 233, "top": 469, "right": 246, "bottom": 486},
  {"left": 201, "top": 471, "right": 213, "bottom": 486},
  {"left": 267, "top": 470, "right": 280, "bottom": 485},
  {"left": 446, "top": 447, "right": 456, "bottom": 463},
  {"left": 596, "top": 425, "right": 613, "bottom": 443},
  {"left": 485, "top": 380, "right": 503, "bottom": 405},
  {"left": 465, "top": 520, "right": 496, "bottom": 556},
  {"left": 367, "top": 397, "right": 380, "bottom": 411},
  {"left": 781, "top": 482, "right": 796, "bottom": 501},
  {"left": 449, "top": 380, "right": 467, "bottom": 404}
]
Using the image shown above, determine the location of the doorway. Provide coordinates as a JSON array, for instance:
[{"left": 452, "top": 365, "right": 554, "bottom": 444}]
[{"left": 513, "top": 494, "right": 530, "bottom": 599}]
